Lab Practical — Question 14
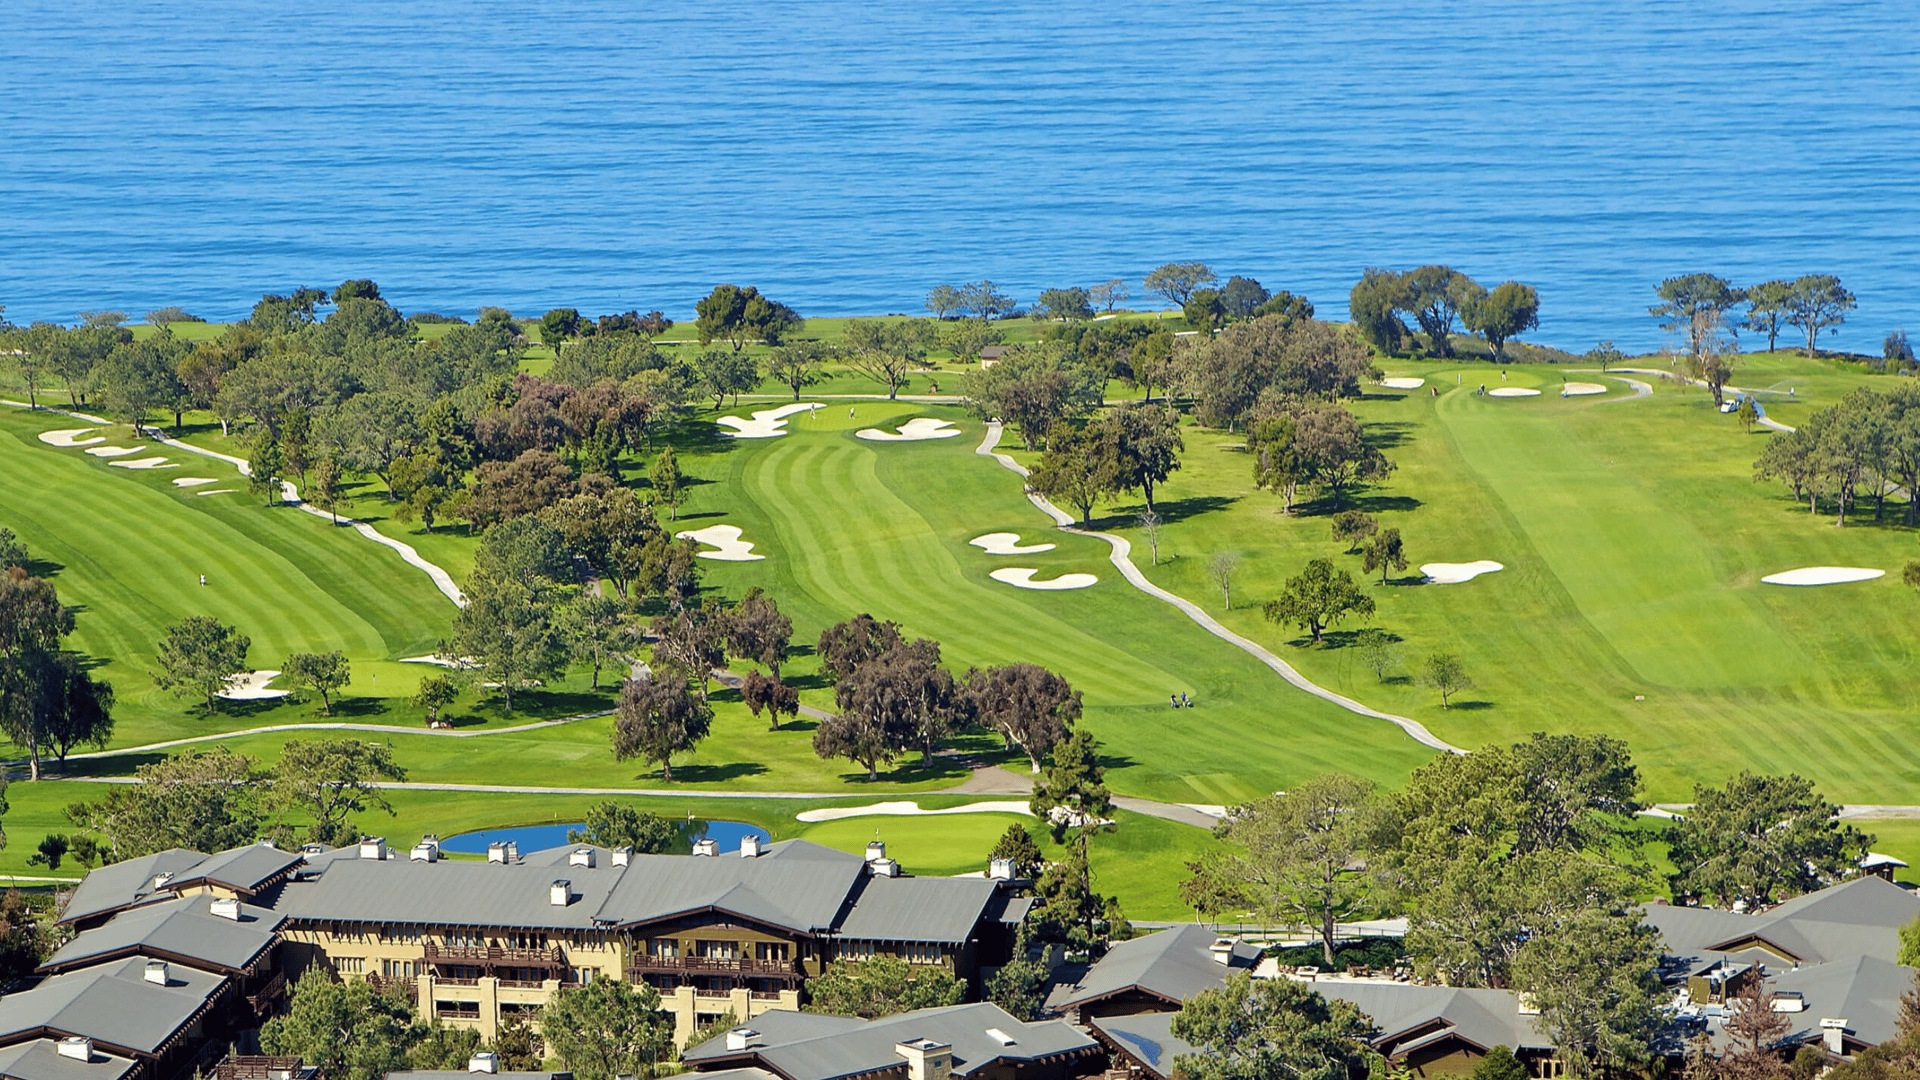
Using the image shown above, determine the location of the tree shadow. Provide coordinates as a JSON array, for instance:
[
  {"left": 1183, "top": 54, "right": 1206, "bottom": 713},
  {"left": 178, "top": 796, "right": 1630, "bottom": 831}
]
[
  {"left": 53, "top": 752, "right": 170, "bottom": 778},
  {"left": 1364, "top": 421, "right": 1418, "bottom": 451},
  {"left": 1445, "top": 700, "right": 1495, "bottom": 711},
  {"left": 770, "top": 717, "right": 819, "bottom": 734},
  {"left": 654, "top": 761, "right": 769, "bottom": 784},
  {"left": 21, "top": 556, "right": 65, "bottom": 579},
  {"left": 672, "top": 510, "right": 729, "bottom": 522},
  {"left": 1382, "top": 674, "right": 1413, "bottom": 686},
  {"left": 325, "top": 697, "right": 390, "bottom": 718},
  {"left": 1292, "top": 492, "right": 1422, "bottom": 517},
  {"left": 654, "top": 421, "right": 740, "bottom": 457},
  {"left": 1111, "top": 494, "right": 1238, "bottom": 526}
]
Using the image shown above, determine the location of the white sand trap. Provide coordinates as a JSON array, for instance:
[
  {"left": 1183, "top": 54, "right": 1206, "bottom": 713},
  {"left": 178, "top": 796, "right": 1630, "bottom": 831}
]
[
  {"left": 401, "top": 654, "right": 480, "bottom": 668},
  {"left": 1488, "top": 387, "right": 1541, "bottom": 398},
  {"left": 970, "top": 532, "right": 1056, "bottom": 555},
  {"left": 218, "top": 670, "right": 289, "bottom": 701},
  {"left": 716, "top": 402, "right": 824, "bottom": 438},
  {"left": 1381, "top": 377, "right": 1425, "bottom": 390},
  {"left": 85, "top": 445, "right": 141, "bottom": 457},
  {"left": 172, "top": 477, "right": 219, "bottom": 488},
  {"left": 675, "top": 524, "right": 765, "bottom": 561},
  {"left": 194, "top": 489, "right": 238, "bottom": 496},
  {"left": 109, "top": 457, "right": 175, "bottom": 469},
  {"left": 990, "top": 567, "right": 1098, "bottom": 590},
  {"left": 1422, "top": 560, "right": 1504, "bottom": 584},
  {"left": 1761, "top": 566, "right": 1885, "bottom": 586},
  {"left": 39, "top": 428, "right": 105, "bottom": 447},
  {"left": 1562, "top": 382, "right": 1607, "bottom": 396},
  {"left": 796, "top": 800, "right": 1032, "bottom": 823},
  {"left": 857, "top": 417, "right": 962, "bottom": 442}
]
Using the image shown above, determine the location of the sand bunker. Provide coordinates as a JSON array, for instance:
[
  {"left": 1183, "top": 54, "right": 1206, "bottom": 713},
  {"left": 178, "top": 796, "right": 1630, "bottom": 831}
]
[
  {"left": 990, "top": 567, "right": 1098, "bottom": 590},
  {"left": 970, "top": 532, "right": 1056, "bottom": 555},
  {"left": 1761, "top": 567, "right": 1885, "bottom": 586},
  {"left": 172, "top": 477, "right": 219, "bottom": 488},
  {"left": 1488, "top": 387, "right": 1541, "bottom": 398},
  {"left": 194, "top": 489, "right": 238, "bottom": 496},
  {"left": 39, "top": 428, "right": 105, "bottom": 447},
  {"left": 218, "top": 670, "right": 289, "bottom": 701},
  {"left": 401, "top": 654, "right": 480, "bottom": 668},
  {"left": 1562, "top": 382, "right": 1607, "bottom": 396},
  {"left": 676, "top": 524, "right": 765, "bottom": 561},
  {"left": 1381, "top": 377, "right": 1426, "bottom": 390},
  {"left": 857, "top": 417, "right": 962, "bottom": 442},
  {"left": 109, "top": 457, "right": 175, "bottom": 469},
  {"left": 796, "top": 800, "right": 1032, "bottom": 823},
  {"left": 1422, "top": 560, "right": 1504, "bottom": 584},
  {"left": 716, "top": 402, "right": 824, "bottom": 438},
  {"left": 85, "top": 445, "right": 141, "bottom": 457}
]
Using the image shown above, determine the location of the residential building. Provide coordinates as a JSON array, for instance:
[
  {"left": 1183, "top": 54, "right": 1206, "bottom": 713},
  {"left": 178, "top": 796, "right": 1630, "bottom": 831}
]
[
  {"left": 674, "top": 1002, "right": 1102, "bottom": 1080},
  {"left": 1043, "top": 924, "right": 1260, "bottom": 1024},
  {"left": 51, "top": 836, "right": 1030, "bottom": 1048}
]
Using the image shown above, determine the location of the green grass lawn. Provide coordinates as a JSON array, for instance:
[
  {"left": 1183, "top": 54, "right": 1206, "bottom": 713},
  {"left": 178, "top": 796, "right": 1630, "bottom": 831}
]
[
  {"left": 671, "top": 400, "right": 1437, "bottom": 804},
  {"left": 1102, "top": 357, "right": 1920, "bottom": 804}
]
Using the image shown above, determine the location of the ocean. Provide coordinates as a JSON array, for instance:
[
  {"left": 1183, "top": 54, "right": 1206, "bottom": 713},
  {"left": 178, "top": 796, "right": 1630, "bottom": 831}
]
[{"left": 2, "top": 0, "right": 1915, "bottom": 353}]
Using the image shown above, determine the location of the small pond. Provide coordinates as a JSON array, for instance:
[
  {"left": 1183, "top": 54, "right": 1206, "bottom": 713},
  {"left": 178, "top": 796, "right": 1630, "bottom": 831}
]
[{"left": 439, "top": 819, "right": 771, "bottom": 857}]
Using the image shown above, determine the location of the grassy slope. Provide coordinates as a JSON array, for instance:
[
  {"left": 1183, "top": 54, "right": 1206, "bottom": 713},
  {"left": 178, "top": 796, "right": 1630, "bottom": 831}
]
[
  {"left": 1120, "top": 359, "right": 1920, "bottom": 804},
  {"left": 683, "top": 401, "right": 1436, "bottom": 804}
]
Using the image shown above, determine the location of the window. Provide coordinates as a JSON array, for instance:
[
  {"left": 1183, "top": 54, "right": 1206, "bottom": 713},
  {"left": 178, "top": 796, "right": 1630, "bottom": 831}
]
[
  {"left": 647, "top": 939, "right": 679, "bottom": 959},
  {"left": 445, "top": 929, "right": 485, "bottom": 949},
  {"left": 572, "top": 966, "right": 601, "bottom": 983},
  {"left": 508, "top": 932, "right": 546, "bottom": 951},
  {"left": 382, "top": 927, "right": 422, "bottom": 946},
  {"left": 902, "top": 942, "right": 941, "bottom": 964},
  {"left": 693, "top": 940, "right": 738, "bottom": 960},
  {"left": 755, "top": 942, "right": 790, "bottom": 962},
  {"left": 839, "top": 941, "right": 876, "bottom": 961},
  {"left": 336, "top": 957, "right": 364, "bottom": 974},
  {"left": 382, "top": 960, "right": 419, "bottom": 979}
]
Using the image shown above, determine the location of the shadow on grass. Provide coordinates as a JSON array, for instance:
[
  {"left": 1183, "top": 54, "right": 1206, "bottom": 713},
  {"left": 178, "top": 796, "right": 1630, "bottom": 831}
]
[
  {"left": 1444, "top": 700, "right": 1495, "bottom": 711},
  {"left": 1097, "top": 494, "right": 1238, "bottom": 529},
  {"left": 1292, "top": 492, "right": 1422, "bottom": 517},
  {"left": 1364, "top": 421, "right": 1418, "bottom": 451},
  {"left": 657, "top": 761, "right": 769, "bottom": 784},
  {"left": 323, "top": 697, "right": 391, "bottom": 718},
  {"left": 53, "top": 752, "right": 170, "bottom": 777},
  {"left": 22, "top": 557, "right": 65, "bottom": 579}
]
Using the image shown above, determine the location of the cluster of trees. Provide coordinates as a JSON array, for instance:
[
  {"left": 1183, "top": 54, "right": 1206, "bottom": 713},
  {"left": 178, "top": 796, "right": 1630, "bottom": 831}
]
[
  {"left": 1652, "top": 273, "right": 1858, "bottom": 358},
  {"left": 1754, "top": 385, "right": 1920, "bottom": 526},
  {"left": 1350, "top": 266, "right": 1541, "bottom": 361},
  {"left": 806, "top": 614, "right": 1085, "bottom": 782},
  {"left": 264, "top": 967, "right": 670, "bottom": 1080},
  {"left": 604, "top": 587, "right": 796, "bottom": 779},
  {"left": 61, "top": 738, "right": 404, "bottom": 859},
  {"left": 1179, "top": 736, "right": 1873, "bottom": 1078},
  {"left": 1025, "top": 404, "right": 1184, "bottom": 522},
  {"left": 0, "top": 551, "right": 115, "bottom": 780}
]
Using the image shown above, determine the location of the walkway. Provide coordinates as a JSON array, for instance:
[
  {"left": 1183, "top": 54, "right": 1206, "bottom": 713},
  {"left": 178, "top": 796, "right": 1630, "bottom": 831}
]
[
  {"left": 974, "top": 423, "right": 1463, "bottom": 755},
  {"left": 0, "top": 400, "right": 466, "bottom": 607}
]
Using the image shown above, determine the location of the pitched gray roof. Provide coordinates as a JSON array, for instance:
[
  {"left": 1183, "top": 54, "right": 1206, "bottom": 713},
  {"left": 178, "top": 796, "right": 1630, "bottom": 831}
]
[
  {"left": 1089, "top": 1012, "right": 1199, "bottom": 1080},
  {"left": 269, "top": 858, "right": 627, "bottom": 930},
  {"left": 1311, "top": 981, "right": 1553, "bottom": 1055},
  {"left": 834, "top": 877, "right": 1002, "bottom": 945},
  {"left": 1645, "top": 877, "right": 1920, "bottom": 967},
  {"left": 592, "top": 848, "right": 865, "bottom": 933},
  {"left": 1769, "top": 956, "right": 1919, "bottom": 1049},
  {"left": 172, "top": 845, "right": 301, "bottom": 895},
  {"left": 0, "top": 956, "right": 227, "bottom": 1056},
  {"left": 684, "top": 1002, "right": 1097, "bottom": 1080},
  {"left": 0, "top": 1040, "right": 138, "bottom": 1080},
  {"left": 42, "top": 896, "right": 279, "bottom": 975},
  {"left": 389, "top": 1073, "right": 568, "bottom": 1080},
  {"left": 57, "top": 851, "right": 209, "bottom": 926},
  {"left": 1046, "top": 925, "right": 1260, "bottom": 1010}
]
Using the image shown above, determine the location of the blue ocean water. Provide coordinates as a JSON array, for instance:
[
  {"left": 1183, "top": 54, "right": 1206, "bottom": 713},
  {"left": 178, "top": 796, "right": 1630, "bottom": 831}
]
[{"left": 1, "top": 1, "right": 1915, "bottom": 353}]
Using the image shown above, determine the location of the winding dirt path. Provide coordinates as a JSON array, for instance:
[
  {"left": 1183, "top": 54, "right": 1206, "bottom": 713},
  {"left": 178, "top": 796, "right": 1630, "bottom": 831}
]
[{"left": 974, "top": 423, "right": 1463, "bottom": 755}]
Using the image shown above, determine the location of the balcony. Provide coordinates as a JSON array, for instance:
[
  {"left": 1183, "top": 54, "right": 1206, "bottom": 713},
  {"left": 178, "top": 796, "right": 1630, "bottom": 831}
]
[
  {"left": 424, "top": 942, "right": 565, "bottom": 967},
  {"left": 628, "top": 955, "right": 797, "bottom": 978}
]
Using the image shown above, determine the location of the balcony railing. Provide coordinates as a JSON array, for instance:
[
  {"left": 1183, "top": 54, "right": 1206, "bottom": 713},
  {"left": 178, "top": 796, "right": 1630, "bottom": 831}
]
[
  {"left": 246, "top": 970, "right": 287, "bottom": 1014},
  {"left": 499, "top": 979, "right": 547, "bottom": 989},
  {"left": 424, "top": 942, "right": 565, "bottom": 967},
  {"left": 628, "top": 955, "right": 797, "bottom": 978}
]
